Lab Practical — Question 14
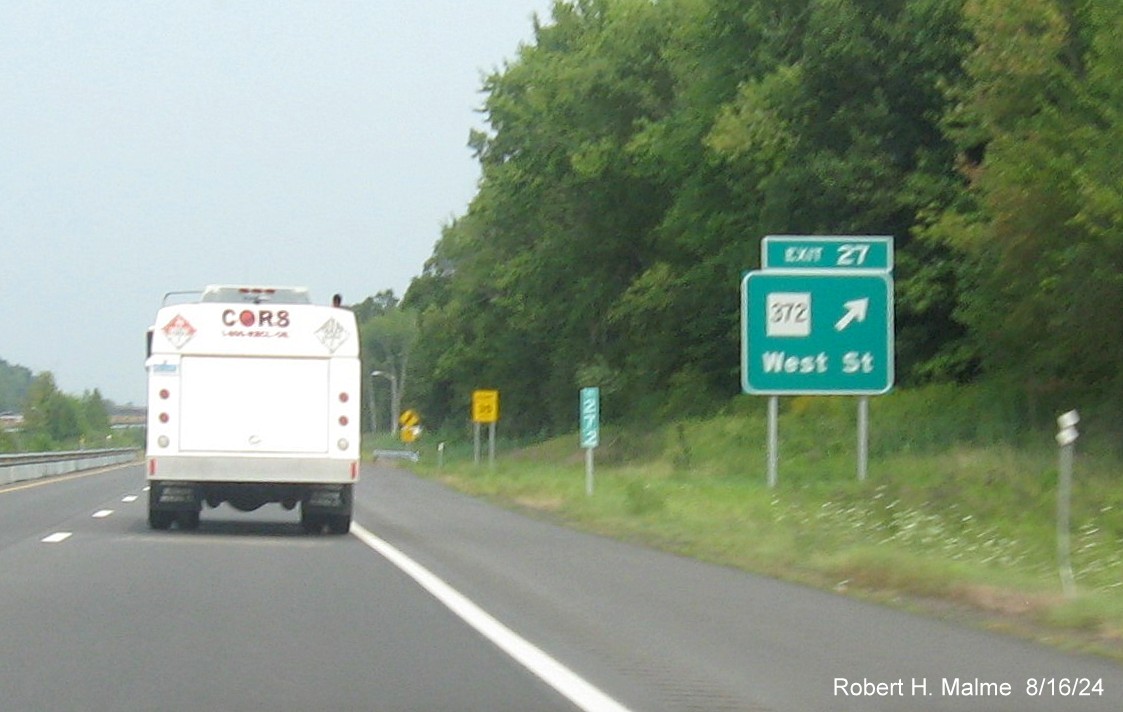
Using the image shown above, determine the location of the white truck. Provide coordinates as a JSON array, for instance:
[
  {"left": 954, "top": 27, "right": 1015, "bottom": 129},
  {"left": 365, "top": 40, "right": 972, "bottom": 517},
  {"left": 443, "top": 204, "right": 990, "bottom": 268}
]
[{"left": 145, "top": 286, "right": 360, "bottom": 534}]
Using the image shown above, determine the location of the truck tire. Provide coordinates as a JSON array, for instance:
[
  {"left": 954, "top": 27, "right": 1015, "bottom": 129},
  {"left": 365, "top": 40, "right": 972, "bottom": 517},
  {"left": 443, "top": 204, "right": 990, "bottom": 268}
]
[
  {"left": 149, "top": 509, "right": 174, "bottom": 530},
  {"left": 178, "top": 510, "right": 201, "bottom": 530},
  {"left": 326, "top": 514, "right": 351, "bottom": 535},
  {"left": 300, "top": 508, "right": 322, "bottom": 534}
]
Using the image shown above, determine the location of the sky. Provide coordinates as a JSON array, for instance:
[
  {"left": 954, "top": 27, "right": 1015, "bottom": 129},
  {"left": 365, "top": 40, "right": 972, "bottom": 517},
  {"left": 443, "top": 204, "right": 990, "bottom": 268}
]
[{"left": 0, "top": 0, "right": 555, "bottom": 406}]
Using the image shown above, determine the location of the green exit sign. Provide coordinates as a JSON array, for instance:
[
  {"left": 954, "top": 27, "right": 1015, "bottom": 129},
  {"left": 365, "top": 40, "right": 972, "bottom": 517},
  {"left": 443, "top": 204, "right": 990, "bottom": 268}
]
[
  {"left": 762, "top": 235, "right": 893, "bottom": 271},
  {"left": 742, "top": 270, "right": 894, "bottom": 395}
]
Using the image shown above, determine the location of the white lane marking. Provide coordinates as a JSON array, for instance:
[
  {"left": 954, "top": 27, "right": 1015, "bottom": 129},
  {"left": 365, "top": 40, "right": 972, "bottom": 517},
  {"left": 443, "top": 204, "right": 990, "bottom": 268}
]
[
  {"left": 92, "top": 510, "right": 114, "bottom": 518},
  {"left": 41, "top": 532, "right": 73, "bottom": 543},
  {"left": 351, "top": 523, "right": 633, "bottom": 712},
  {"left": 122, "top": 495, "right": 139, "bottom": 503}
]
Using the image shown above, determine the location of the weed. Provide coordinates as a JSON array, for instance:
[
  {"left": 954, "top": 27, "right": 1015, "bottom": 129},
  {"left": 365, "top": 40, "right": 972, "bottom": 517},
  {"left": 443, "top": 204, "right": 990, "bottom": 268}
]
[{"left": 409, "top": 381, "right": 1123, "bottom": 654}]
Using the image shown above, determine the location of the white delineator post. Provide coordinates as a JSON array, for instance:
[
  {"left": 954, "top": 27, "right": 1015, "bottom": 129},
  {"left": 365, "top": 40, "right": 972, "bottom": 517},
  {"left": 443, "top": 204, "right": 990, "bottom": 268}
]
[{"left": 1055, "top": 410, "right": 1079, "bottom": 598}]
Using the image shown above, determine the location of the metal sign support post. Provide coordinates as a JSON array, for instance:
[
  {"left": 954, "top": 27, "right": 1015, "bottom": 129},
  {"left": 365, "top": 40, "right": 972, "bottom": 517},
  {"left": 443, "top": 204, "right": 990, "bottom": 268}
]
[
  {"left": 767, "top": 396, "right": 779, "bottom": 488},
  {"left": 473, "top": 422, "right": 481, "bottom": 466},
  {"left": 488, "top": 422, "right": 496, "bottom": 469},
  {"left": 1056, "top": 410, "right": 1079, "bottom": 598},
  {"left": 585, "top": 448, "right": 594, "bottom": 496},
  {"left": 857, "top": 397, "right": 869, "bottom": 482}
]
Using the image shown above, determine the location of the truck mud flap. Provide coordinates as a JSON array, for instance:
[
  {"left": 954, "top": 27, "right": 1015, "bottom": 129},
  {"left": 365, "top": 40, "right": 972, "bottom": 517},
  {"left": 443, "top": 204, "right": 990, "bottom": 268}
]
[
  {"left": 149, "top": 481, "right": 201, "bottom": 511},
  {"left": 303, "top": 484, "right": 353, "bottom": 515}
]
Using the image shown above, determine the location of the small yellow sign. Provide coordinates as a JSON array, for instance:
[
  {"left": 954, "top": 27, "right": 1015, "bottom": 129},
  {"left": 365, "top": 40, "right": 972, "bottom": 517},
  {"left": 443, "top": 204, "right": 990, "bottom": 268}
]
[
  {"left": 472, "top": 389, "right": 500, "bottom": 423},
  {"left": 401, "top": 426, "right": 419, "bottom": 443},
  {"left": 399, "top": 409, "right": 420, "bottom": 428}
]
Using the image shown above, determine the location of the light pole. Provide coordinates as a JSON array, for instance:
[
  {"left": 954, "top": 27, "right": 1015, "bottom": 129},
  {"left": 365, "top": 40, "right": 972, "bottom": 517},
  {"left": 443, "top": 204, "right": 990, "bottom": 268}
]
[
  {"left": 371, "top": 370, "right": 398, "bottom": 435},
  {"left": 368, "top": 371, "right": 379, "bottom": 435}
]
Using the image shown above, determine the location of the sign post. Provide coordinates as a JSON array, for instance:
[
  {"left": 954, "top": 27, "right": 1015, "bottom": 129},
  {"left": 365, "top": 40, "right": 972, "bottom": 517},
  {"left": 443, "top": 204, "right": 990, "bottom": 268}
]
[
  {"left": 744, "top": 235, "right": 895, "bottom": 486},
  {"left": 1056, "top": 410, "right": 1079, "bottom": 597},
  {"left": 472, "top": 390, "right": 499, "bottom": 466},
  {"left": 580, "top": 387, "right": 600, "bottom": 495}
]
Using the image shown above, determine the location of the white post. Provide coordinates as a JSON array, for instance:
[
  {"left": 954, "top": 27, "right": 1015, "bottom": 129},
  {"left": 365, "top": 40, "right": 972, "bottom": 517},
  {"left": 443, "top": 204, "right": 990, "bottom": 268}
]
[
  {"left": 474, "top": 422, "right": 481, "bottom": 466},
  {"left": 368, "top": 372, "right": 379, "bottom": 435},
  {"left": 767, "top": 396, "right": 779, "bottom": 488},
  {"left": 585, "top": 447, "right": 594, "bottom": 496},
  {"left": 488, "top": 421, "right": 496, "bottom": 468},
  {"left": 857, "top": 396, "right": 869, "bottom": 482},
  {"left": 388, "top": 373, "right": 399, "bottom": 436},
  {"left": 371, "top": 370, "right": 398, "bottom": 434},
  {"left": 1056, "top": 410, "right": 1079, "bottom": 598}
]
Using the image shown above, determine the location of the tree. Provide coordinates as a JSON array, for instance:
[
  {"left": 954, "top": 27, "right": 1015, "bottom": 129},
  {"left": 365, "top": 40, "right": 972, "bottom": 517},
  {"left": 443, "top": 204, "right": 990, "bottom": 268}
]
[
  {"left": 22, "top": 372, "right": 81, "bottom": 447},
  {"left": 80, "top": 389, "right": 111, "bottom": 438},
  {"left": 929, "top": 0, "right": 1123, "bottom": 410},
  {"left": 404, "top": 0, "right": 978, "bottom": 434},
  {"left": 0, "top": 357, "right": 33, "bottom": 412},
  {"left": 359, "top": 306, "right": 418, "bottom": 434}
]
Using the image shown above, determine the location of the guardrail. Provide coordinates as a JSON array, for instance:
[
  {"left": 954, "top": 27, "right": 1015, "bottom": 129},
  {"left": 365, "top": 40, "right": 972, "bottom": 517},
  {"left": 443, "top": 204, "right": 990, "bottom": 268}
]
[
  {"left": 0, "top": 448, "right": 141, "bottom": 486},
  {"left": 372, "top": 449, "right": 420, "bottom": 463}
]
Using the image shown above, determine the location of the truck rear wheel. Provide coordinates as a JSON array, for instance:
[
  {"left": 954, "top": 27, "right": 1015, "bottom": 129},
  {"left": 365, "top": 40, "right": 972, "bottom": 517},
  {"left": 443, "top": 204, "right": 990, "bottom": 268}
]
[
  {"left": 300, "top": 508, "right": 323, "bottom": 534},
  {"left": 149, "top": 508, "right": 174, "bottom": 530},
  {"left": 326, "top": 514, "right": 351, "bottom": 535},
  {"left": 177, "top": 510, "right": 201, "bottom": 530}
]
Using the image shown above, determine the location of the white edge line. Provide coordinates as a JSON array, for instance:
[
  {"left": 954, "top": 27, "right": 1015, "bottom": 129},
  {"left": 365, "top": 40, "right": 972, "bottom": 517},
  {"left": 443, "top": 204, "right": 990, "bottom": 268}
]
[{"left": 351, "top": 523, "right": 633, "bottom": 712}]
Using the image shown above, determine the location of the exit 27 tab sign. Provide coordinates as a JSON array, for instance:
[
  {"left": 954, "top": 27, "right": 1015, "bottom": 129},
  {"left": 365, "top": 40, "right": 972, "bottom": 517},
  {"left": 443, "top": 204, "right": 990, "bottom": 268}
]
[{"left": 741, "top": 270, "right": 894, "bottom": 395}]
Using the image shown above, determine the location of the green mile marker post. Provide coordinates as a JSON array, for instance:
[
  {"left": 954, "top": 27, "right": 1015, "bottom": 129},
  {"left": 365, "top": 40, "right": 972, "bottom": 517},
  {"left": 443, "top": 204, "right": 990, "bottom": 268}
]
[{"left": 580, "top": 387, "right": 600, "bottom": 495}]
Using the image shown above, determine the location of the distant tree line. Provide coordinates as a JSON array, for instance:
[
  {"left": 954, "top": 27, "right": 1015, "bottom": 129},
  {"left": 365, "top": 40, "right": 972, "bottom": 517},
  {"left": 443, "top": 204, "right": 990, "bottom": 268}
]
[
  {"left": 0, "top": 357, "right": 33, "bottom": 413},
  {"left": 383, "top": 0, "right": 1123, "bottom": 436},
  {"left": 0, "top": 360, "right": 114, "bottom": 453}
]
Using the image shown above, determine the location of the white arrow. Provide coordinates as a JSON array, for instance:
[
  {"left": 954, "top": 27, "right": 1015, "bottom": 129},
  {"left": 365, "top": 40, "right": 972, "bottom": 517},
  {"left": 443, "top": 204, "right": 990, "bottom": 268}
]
[{"left": 835, "top": 298, "right": 869, "bottom": 331}]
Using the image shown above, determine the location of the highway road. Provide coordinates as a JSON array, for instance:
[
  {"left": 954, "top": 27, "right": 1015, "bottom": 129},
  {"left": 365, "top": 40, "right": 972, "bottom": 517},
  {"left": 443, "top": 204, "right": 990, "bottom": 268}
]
[{"left": 0, "top": 462, "right": 1119, "bottom": 711}]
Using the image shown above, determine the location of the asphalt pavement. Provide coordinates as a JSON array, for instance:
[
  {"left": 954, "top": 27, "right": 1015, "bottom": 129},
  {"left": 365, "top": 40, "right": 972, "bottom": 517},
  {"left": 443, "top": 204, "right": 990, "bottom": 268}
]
[{"left": 0, "top": 462, "right": 1119, "bottom": 711}]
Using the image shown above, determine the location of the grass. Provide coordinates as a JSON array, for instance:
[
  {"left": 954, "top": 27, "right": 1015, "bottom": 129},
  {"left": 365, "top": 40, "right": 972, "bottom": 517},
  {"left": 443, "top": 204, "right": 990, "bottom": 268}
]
[{"left": 400, "top": 384, "right": 1123, "bottom": 660}]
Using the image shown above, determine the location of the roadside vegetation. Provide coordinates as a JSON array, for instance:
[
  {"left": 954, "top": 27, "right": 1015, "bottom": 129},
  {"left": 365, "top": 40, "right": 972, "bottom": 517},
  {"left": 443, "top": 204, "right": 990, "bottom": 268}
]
[
  {"left": 363, "top": 2, "right": 1123, "bottom": 657},
  {"left": 389, "top": 0, "right": 1123, "bottom": 443},
  {"left": 404, "top": 382, "right": 1123, "bottom": 660},
  {"left": 0, "top": 361, "right": 127, "bottom": 453}
]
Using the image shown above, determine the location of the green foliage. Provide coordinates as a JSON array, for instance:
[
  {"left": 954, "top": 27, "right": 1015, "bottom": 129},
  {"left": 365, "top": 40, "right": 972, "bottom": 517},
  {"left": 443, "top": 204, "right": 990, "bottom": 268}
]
[
  {"left": 351, "top": 292, "right": 419, "bottom": 433},
  {"left": 0, "top": 428, "right": 15, "bottom": 454},
  {"left": 396, "top": 0, "right": 1122, "bottom": 441},
  {"left": 0, "top": 357, "right": 33, "bottom": 412},
  {"left": 12, "top": 371, "right": 112, "bottom": 450},
  {"left": 929, "top": 0, "right": 1123, "bottom": 405},
  {"left": 401, "top": 0, "right": 974, "bottom": 436},
  {"left": 418, "top": 382, "right": 1123, "bottom": 650}
]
